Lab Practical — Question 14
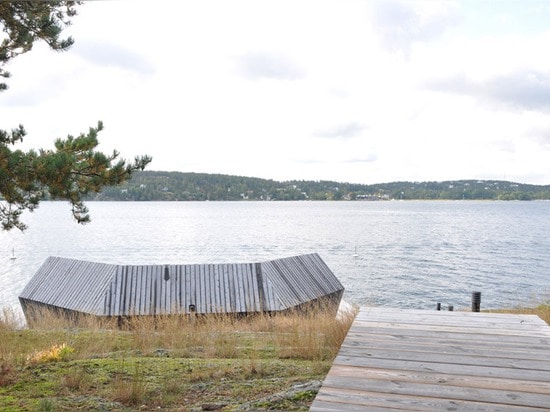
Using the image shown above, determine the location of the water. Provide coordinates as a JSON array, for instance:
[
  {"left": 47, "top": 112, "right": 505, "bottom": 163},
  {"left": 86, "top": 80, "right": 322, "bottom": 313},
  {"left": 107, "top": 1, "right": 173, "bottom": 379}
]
[{"left": 1, "top": 200, "right": 549, "bottom": 314}]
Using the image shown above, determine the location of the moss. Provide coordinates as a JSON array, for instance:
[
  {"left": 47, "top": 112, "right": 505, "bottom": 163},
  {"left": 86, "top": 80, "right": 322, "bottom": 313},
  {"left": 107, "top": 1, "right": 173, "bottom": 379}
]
[
  {"left": 0, "top": 395, "right": 21, "bottom": 411},
  {"left": 0, "top": 355, "right": 327, "bottom": 411}
]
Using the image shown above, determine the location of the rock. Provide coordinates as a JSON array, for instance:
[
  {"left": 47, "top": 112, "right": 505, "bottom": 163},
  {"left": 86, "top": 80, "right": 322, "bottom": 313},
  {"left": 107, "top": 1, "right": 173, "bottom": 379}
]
[
  {"left": 201, "top": 403, "right": 227, "bottom": 411},
  {"left": 234, "top": 380, "right": 322, "bottom": 411},
  {"left": 154, "top": 348, "right": 169, "bottom": 357}
]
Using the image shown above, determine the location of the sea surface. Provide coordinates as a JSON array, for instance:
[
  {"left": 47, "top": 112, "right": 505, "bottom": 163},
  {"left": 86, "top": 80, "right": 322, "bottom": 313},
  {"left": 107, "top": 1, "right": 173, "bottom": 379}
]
[{"left": 1, "top": 200, "right": 549, "bottom": 315}]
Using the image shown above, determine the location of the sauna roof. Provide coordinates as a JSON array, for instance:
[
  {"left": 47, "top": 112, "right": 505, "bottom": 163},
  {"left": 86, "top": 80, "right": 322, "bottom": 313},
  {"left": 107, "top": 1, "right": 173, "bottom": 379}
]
[{"left": 19, "top": 253, "right": 344, "bottom": 317}]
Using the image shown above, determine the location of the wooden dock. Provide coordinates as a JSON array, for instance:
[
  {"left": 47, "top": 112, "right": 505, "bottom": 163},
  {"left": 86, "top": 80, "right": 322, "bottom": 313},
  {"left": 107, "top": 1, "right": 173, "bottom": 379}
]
[{"left": 311, "top": 307, "right": 550, "bottom": 411}]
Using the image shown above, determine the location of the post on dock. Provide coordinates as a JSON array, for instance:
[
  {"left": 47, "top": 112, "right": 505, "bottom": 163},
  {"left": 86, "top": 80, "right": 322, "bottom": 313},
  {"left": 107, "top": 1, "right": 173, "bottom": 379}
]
[
  {"left": 472, "top": 291, "right": 481, "bottom": 312},
  {"left": 436, "top": 302, "right": 441, "bottom": 311}
]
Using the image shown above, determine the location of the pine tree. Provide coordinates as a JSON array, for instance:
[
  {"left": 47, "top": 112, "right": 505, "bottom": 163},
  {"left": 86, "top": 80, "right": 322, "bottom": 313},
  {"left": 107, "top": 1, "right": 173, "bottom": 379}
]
[{"left": 0, "top": 1, "right": 151, "bottom": 230}]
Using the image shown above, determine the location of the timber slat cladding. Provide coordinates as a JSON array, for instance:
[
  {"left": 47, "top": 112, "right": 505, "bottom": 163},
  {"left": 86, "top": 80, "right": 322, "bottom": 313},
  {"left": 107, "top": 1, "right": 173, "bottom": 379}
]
[
  {"left": 19, "top": 253, "right": 344, "bottom": 319},
  {"left": 311, "top": 307, "right": 550, "bottom": 412}
]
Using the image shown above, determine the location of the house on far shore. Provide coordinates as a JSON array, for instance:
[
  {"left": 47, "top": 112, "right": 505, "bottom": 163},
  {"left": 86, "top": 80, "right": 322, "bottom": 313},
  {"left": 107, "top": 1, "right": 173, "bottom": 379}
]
[{"left": 18, "top": 253, "right": 344, "bottom": 325}]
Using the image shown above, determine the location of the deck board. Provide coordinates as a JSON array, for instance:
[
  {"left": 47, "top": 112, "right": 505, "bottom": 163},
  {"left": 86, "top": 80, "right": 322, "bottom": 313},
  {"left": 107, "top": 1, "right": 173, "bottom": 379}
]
[{"left": 311, "top": 307, "right": 550, "bottom": 411}]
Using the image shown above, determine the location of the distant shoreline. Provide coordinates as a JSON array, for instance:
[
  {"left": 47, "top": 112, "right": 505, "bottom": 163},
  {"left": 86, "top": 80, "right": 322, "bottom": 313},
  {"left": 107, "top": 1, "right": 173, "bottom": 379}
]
[{"left": 85, "top": 171, "right": 550, "bottom": 202}]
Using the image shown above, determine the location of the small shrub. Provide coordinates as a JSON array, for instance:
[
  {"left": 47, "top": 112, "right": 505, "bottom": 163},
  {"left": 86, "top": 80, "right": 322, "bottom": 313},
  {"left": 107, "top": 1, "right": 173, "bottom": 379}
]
[
  {"left": 0, "top": 362, "right": 17, "bottom": 386},
  {"left": 27, "top": 343, "right": 74, "bottom": 365},
  {"left": 61, "top": 368, "right": 90, "bottom": 392},
  {"left": 111, "top": 361, "right": 148, "bottom": 406},
  {"left": 36, "top": 398, "right": 55, "bottom": 411}
]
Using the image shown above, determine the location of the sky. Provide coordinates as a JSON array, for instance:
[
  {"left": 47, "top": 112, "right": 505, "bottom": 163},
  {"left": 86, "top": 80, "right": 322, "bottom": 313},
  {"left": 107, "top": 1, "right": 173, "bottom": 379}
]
[{"left": 2, "top": 0, "right": 550, "bottom": 185}]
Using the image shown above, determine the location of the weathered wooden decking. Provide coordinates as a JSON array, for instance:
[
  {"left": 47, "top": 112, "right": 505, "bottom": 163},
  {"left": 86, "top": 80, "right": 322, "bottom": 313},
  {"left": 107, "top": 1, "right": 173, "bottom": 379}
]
[{"left": 311, "top": 307, "right": 550, "bottom": 411}]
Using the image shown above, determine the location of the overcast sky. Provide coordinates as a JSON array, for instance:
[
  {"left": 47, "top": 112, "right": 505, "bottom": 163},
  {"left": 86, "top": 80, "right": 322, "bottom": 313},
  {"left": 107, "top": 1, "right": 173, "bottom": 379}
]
[{"left": 2, "top": 0, "right": 550, "bottom": 184}]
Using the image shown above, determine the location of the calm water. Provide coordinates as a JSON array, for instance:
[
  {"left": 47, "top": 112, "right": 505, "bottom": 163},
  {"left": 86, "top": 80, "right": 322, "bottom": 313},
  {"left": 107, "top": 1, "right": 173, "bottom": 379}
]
[{"left": 1, "top": 201, "right": 549, "bottom": 314}]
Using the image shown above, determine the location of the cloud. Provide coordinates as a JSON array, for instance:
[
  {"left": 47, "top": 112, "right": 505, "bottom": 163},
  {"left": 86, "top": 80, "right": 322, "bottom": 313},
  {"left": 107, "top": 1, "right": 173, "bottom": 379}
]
[
  {"left": 370, "top": 0, "right": 461, "bottom": 56},
  {"left": 526, "top": 126, "right": 550, "bottom": 148},
  {"left": 485, "top": 71, "right": 550, "bottom": 110},
  {"left": 346, "top": 154, "right": 378, "bottom": 163},
  {"left": 1, "top": 79, "right": 60, "bottom": 107},
  {"left": 293, "top": 152, "right": 378, "bottom": 165},
  {"left": 426, "top": 70, "right": 550, "bottom": 111},
  {"left": 233, "top": 51, "right": 305, "bottom": 81},
  {"left": 314, "top": 122, "right": 367, "bottom": 140},
  {"left": 73, "top": 41, "right": 156, "bottom": 75},
  {"left": 490, "top": 139, "right": 516, "bottom": 153}
]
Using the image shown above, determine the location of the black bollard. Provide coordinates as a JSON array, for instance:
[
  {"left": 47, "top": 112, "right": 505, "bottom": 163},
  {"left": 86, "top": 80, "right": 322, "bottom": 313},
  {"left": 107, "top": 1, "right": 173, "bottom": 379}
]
[
  {"left": 472, "top": 291, "right": 481, "bottom": 312},
  {"left": 436, "top": 302, "right": 441, "bottom": 311}
]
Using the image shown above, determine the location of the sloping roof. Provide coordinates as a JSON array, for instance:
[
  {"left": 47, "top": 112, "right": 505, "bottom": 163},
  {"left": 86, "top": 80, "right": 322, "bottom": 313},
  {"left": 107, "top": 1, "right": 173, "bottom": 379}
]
[{"left": 19, "top": 253, "right": 344, "bottom": 317}]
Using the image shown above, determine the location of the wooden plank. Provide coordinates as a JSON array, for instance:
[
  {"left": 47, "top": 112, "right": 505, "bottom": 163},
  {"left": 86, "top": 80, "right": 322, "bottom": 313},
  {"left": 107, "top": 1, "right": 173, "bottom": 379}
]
[
  {"left": 343, "top": 328, "right": 550, "bottom": 348},
  {"left": 113, "top": 266, "right": 123, "bottom": 316},
  {"left": 155, "top": 266, "right": 162, "bottom": 314},
  {"left": 234, "top": 264, "right": 243, "bottom": 312},
  {"left": 222, "top": 265, "right": 231, "bottom": 313},
  {"left": 351, "top": 317, "right": 550, "bottom": 336},
  {"left": 184, "top": 265, "right": 191, "bottom": 313},
  {"left": 157, "top": 266, "right": 164, "bottom": 314},
  {"left": 130, "top": 266, "right": 137, "bottom": 315},
  {"left": 350, "top": 320, "right": 550, "bottom": 337},
  {"left": 243, "top": 263, "right": 252, "bottom": 312},
  {"left": 340, "top": 338, "right": 550, "bottom": 361},
  {"left": 334, "top": 353, "right": 550, "bottom": 382},
  {"left": 131, "top": 266, "right": 139, "bottom": 315},
  {"left": 251, "top": 262, "right": 262, "bottom": 312},
  {"left": 197, "top": 264, "right": 205, "bottom": 313},
  {"left": 174, "top": 265, "right": 179, "bottom": 312},
  {"left": 193, "top": 264, "right": 200, "bottom": 313},
  {"left": 338, "top": 346, "right": 550, "bottom": 371},
  {"left": 310, "top": 399, "right": 402, "bottom": 412},
  {"left": 313, "top": 386, "right": 544, "bottom": 411},
  {"left": 322, "top": 375, "right": 550, "bottom": 409},
  {"left": 165, "top": 266, "right": 172, "bottom": 312},
  {"left": 358, "top": 307, "right": 546, "bottom": 322},
  {"left": 166, "top": 266, "right": 171, "bottom": 313},
  {"left": 213, "top": 264, "right": 222, "bottom": 313},
  {"left": 243, "top": 263, "right": 254, "bottom": 313},
  {"left": 352, "top": 315, "right": 550, "bottom": 332},
  {"left": 226, "top": 265, "right": 235, "bottom": 313},
  {"left": 144, "top": 266, "right": 151, "bottom": 315},
  {"left": 206, "top": 264, "right": 214, "bottom": 313},
  {"left": 323, "top": 364, "right": 550, "bottom": 394},
  {"left": 346, "top": 325, "right": 550, "bottom": 346}
]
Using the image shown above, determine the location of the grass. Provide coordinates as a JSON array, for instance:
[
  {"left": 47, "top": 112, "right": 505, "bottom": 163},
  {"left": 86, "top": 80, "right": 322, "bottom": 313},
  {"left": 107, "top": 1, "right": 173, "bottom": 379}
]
[
  {"left": 0, "top": 304, "right": 357, "bottom": 411},
  {"left": 487, "top": 303, "right": 550, "bottom": 324}
]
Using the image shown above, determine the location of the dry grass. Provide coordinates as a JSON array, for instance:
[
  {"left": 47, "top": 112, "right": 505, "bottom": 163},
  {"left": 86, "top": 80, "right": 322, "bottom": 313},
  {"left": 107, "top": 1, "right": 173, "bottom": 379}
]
[
  {"left": 0, "top": 303, "right": 357, "bottom": 410},
  {"left": 489, "top": 303, "right": 550, "bottom": 325},
  {"left": 0, "top": 307, "right": 22, "bottom": 331}
]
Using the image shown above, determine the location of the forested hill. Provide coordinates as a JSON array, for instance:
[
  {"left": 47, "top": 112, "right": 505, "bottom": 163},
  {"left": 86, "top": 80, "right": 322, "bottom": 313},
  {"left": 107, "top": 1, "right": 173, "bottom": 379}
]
[{"left": 89, "top": 171, "right": 550, "bottom": 201}]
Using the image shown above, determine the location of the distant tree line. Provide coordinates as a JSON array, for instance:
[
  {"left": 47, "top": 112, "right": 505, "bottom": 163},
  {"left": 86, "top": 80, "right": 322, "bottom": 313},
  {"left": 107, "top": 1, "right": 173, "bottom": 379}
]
[{"left": 85, "top": 171, "right": 550, "bottom": 201}]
